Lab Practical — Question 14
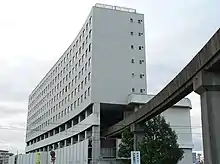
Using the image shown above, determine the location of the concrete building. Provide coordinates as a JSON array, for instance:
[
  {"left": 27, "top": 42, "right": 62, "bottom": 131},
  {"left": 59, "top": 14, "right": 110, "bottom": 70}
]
[
  {"left": 21, "top": 3, "right": 193, "bottom": 164},
  {"left": 0, "top": 150, "right": 13, "bottom": 164}
]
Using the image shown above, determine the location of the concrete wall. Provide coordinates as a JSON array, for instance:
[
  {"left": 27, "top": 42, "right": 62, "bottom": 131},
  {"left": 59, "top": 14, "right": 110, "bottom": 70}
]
[
  {"left": 161, "top": 107, "right": 193, "bottom": 149},
  {"left": 91, "top": 7, "right": 147, "bottom": 104},
  {"left": 10, "top": 139, "right": 88, "bottom": 164}
]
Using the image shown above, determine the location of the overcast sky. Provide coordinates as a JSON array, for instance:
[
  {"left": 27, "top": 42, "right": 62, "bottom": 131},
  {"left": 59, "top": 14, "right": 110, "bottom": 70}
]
[{"left": 0, "top": 0, "right": 219, "bottom": 154}]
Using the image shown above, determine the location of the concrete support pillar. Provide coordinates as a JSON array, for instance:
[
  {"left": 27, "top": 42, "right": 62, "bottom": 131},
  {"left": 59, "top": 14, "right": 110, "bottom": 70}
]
[
  {"left": 92, "top": 103, "right": 101, "bottom": 164},
  {"left": 130, "top": 123, "right": 145, "bottom": 151},
  {"left": 194, "top": 71, "right": 220, "bottom": 164}
]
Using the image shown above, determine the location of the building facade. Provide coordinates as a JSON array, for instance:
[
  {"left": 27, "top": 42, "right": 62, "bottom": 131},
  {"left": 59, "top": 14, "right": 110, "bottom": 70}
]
[
  {"left": 21, "top": 3, "right": 193, "bottom": 164},
  {"left": 0, "top": 150, "right": 13, "bottom": 164}
]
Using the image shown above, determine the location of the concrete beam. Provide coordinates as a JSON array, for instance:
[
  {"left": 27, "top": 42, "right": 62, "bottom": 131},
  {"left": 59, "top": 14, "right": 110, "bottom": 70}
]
[{"left": 103, "top": 28, "right": 220, "bottom": 137}]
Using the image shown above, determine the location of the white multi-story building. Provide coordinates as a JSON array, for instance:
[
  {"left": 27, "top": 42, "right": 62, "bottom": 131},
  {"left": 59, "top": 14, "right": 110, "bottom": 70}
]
[{"left": 22, "top": 4, "right": 193, "bottom": 164}]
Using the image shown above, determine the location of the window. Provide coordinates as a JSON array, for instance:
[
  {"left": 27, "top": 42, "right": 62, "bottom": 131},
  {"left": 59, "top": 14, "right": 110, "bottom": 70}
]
[
  {"left": 81, "top": 95, "right": 83, "bottom": 103},
  {"left": 140, "top": 89, "right": 145, "bottom": 93},
  {"left": 130, "top": 32, "right": 134, "bottom": 35},
  {"left": 84, "top": 91, "right": 87, "bottom": 99},
  {"left": 138, "top": 32, "right": 143, "bottom": 36},
  {"left": 82, "top": 42, "right": 85, "bottom": 49},
  {"left": 131, "top": 45, "right": 134, "bottom": 49},
  {"left": 81, "top": 67, "right": 84, "bottom": 75},
  {"left": 85, "top": 76, "right": 87, "bottom": 85},
  {"left": 88, "top": 87, "right": 91, "bottom": 96},
  {"left": 75, "top": 76, "right": 77, "bottom": 83},
  {"left": 88, "top": 57, "right": 91, "bottom": 66},
  {"left": 85, "top": 62, "right": 88, "bottom": 71},
  {"left": 130, "top": 18, "right": 133, "bottom": 22},
  {"left": 89, "top": 43, "right": 91, "bottom": 52},
  {"left": 79, "top": 35, "right": 82, "bottom": 42},
  {"left": 79, "top": 59, "right": 81, "bottom": 66},
  {"left": 86, "top": 23, "right": 88, "bottom": 31},
  {"left": 79, "top": 47, "right": 81, "bottom": 54},
  {"left": 89, "top": 16, "right": 92, "bottom": 25},
  {"left": 74, "top": 101, "right": 76, "bottom": 108},
  {"left": 78, "top": 85, "right": 80, "bottom": 92},
  {"left": 140, "top": 74, "right": 145, "bottom": 78},
  {"left": 86, "top": 36, "right": 88, "bottom": 44},
  {"left": 132, "top": 88, "right": 135, "bottom": 92},
  {"left": 89, "top": 30, "right": 92, "bottom": 38},
  {"left": 74, "top": 88, "right": 77, "bottom": 96},
  {"left": 131, "top": 59, "right": 134, "bottom": 63},
  {"left": 88, "top": 72, "right": 91, "bottom": 81},
  {"left": 76, "top": 40, "right": 79, "bottom": 47},
  {"left": 81, "top": 81, "right": 83, "bottom": 89},
  {"left": 82, "top": 54, "right": 85, "bottom": 62},
  {"left": 82, "top": 29, "right": 85, "bottom": 37},
  {"left": 78, "top": 72, "right": 81, "bottom": 79},
  {"left": 138, "top": 20, "right": 142, "bottom": 24},
  {"left": 139, "top": 46, "right": 143, "bottom": 50},
  {"left": 132, "top": 73, "right": 135, "bottom": 77},
  {"left": 85, "top": 49, "right": 88, "bottom": 57},
  {"left": 75, "top": 64, "right": 78, "bottom": 71},
  {"left": 71, "top": 103, "right": 73, "bottom": 111},
  {"left": 77, "top": 98, "right": 80, "bottom": 106},
  {"left": 139, "top": 59, "right": 144, "bottom": 64}
]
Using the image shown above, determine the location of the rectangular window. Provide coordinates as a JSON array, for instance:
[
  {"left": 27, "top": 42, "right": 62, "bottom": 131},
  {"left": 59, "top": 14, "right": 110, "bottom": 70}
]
[
  {"left": 78, "top": 72, "right": 81, "bottom": 79},
  {"left": 89, "top": 43, "right": 91, "bottom": 52},
  {"left": 131, "top": 45, "right": 134, "bottom": 49},
  {"left": 74, "top": 88, "right": 77, "bottom": 96},
  {"left": 75, "top": 76, "right": 77, "bottom": 83},
  {"left": 132, "top": 88, "right": 135, "bottom": 92},
  {"left": 86, "top": 36, "right": 88, "bottom": 44},
  {"left": 74, "top": 101, "right": 76, "bottom": 108},
  {"left": 82, "top": 29, "right": 85, "bottom": 37},
  {"left": 85, "top": 76, "right": 87, "bottom": 85},
  {"left": 139, "top": 46, "right": 143, "bottom": 50},
  {"left": 131, "top": 59, "right": 134, "bottom": 63},
  {"left": 140, "top": 89, "right": 145, "bottom": 93},
  {"left": 89, "top": 16, "right": 92, "bottom": 25},
  {"left": 140, "top": 74, "right": 145, "bottom": 78},
  {"left": 130, "top": 18, "right": 133, "bottom": 22},
  {"left": 130, "top": 32, "right": 134, "bottom": 35},
  {"left": 81, "top": 95, "right": 83, "bottom": 103},
  {"left": 85, "top": 49, "right": 88, "bottom": 57},
  {"left": 132, "top": 73, "right": 135, "bottom": 77},
  {"left": 84, "top": 91, "right": 87, "bottom": 99},
  {"left": 79, "top": 59, "right": 81, "bottom": 66},
  {"left": 78, "top": 85, "right": 80, "bottom": 92},
  {"left": 82, "top": 42, "right": 85, "bottom": 49},
  {"left": 86, "top": 23, "right": 88, "bottom": 31},
  {"left": 81, "top": 67, "right": 84, "bottom": 75},
  {"left": 89, "top": 30, "right": 92, "bottom": 38},
  {"left": 139, "top": 59, "right": 144, "bottom": 64},
  {"left": 71, "top": 103, "right": 73, "bottom": 111},
  {"left": 88, "top": 72, "right": 91, "bottom": 81},
  {"left": 85, "top": 62, "right": 88, "bottom": 71},
  {"left": 77, "top": 98, "right": 80, "bottom": 106},
  {"left": 138, "top": 20, "right": 142, "bottom": 24},
  {"left": 81, "top": 81, "right": 83, "bottom": 89},
  {"left": 138, "top": 32, "right": 143, "bottom": 36},
  {"left": 79, "top": 47, "right": 81, "bottom": 54},
  {"left": 88, "top": 57, "right": 91, "bottom": 66},
  {"left": 88, "top": 87, "right": 91, "bottom": 96}
]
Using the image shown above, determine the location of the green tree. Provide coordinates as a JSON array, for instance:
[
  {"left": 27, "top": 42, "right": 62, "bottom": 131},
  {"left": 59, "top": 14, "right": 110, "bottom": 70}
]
[
  {"left": 118, "top": 115, "right": 184, "bottom": 164},
  {"left": 118, "top": 128, "right": 134, "bottom": 164}
]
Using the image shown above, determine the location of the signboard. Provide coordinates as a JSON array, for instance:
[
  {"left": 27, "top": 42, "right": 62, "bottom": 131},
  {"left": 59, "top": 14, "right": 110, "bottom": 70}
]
[{"left": 131, "top": 151, "right": 141, "bottom": 164}]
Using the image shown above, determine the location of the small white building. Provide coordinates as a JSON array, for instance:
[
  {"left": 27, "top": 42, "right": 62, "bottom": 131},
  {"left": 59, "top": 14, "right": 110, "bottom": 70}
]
[{"left": 9, "top": 3, "right": 193, "bottom": 164}]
